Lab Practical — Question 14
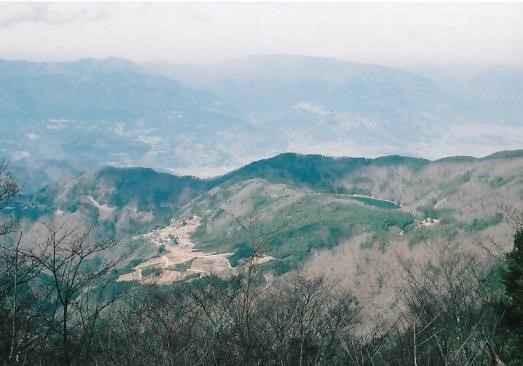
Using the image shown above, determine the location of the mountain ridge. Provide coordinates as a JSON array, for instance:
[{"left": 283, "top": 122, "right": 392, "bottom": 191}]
[
  {"left": 3, "top": 55, "right": 523, "bottom": 193},
  {"left": 17, "top": 148, "right": 523, "bottom": 215},
  {"left": 8, "top": 148, "right": 522, "bottom": 298}
]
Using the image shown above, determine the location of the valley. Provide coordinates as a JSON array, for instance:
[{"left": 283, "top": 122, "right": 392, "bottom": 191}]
[{"left": 3, "top": 145, "right": 523, "bottom": 366}]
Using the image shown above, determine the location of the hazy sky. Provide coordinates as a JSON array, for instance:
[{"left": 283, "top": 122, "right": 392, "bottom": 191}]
[{"left": 1, "top": 2, "right": 523, "bottom": 66}]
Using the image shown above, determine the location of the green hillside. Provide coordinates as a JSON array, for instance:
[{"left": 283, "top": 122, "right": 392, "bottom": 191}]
[
  {"left": 178, "top": 179, "right": 412, "bottom": 271},
  {"left": 11, "top": 150, "right": 523, "bottom": 277}
]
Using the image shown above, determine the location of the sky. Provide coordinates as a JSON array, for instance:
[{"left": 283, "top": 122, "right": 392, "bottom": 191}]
[{"left": 1, "top": 2, "right": 523, "bottom": 66}]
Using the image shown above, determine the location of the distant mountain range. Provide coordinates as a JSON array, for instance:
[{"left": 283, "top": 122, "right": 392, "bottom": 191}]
[{"left": 1, "top": 55, "right": 522, "bottom": 191}]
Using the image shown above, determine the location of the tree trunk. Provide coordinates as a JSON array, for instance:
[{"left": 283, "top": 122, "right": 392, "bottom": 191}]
[{"left": 63, "top": 304, "right": 70, "bottom": 366}]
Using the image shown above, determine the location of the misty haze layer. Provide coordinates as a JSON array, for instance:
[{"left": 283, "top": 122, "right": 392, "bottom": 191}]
[{"left": 1, "top": 55, "right": 523, "bottom": 192}]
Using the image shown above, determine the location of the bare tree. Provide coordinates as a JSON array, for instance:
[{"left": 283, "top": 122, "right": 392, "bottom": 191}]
[
  {"left": 394, "top": 242, "right": 503, "bottom": 365},
  {"left": 0, "top": 161, "right": 42, "bottom": 363},
  {"left": 22, "top": 224, "right": 127, "bottom": 365},
  {"left": 255, "top": 271, "right": 360, "bottom": 365},
  {"left": 0, "top": 161, "right": 20, "bottom": 237},
  {"left": 226, "top": 209, "right": 291, "bottom": 365},
  {"left": 500, "top": 205, "right": 523, "bottom": 230}
]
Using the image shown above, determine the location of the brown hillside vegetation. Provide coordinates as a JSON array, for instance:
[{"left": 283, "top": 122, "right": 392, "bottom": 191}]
[{"left": 2, "top": 153, "right": 523, "bottom": 365}]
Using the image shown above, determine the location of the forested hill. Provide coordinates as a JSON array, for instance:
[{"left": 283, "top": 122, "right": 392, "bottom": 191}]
[{"left": 1, "top": 149, "right": 523, "bottom": 364}]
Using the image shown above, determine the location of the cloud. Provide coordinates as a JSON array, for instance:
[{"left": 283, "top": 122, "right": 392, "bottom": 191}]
[
  {"left": 292, "top": 102, "right": 332, "bottom": 117},
  {"left": 0, "top": 3, "right": 113, "bottom": 28},
  {"left": 0, "top": 4, "right": 46, "bottom": 27}
]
